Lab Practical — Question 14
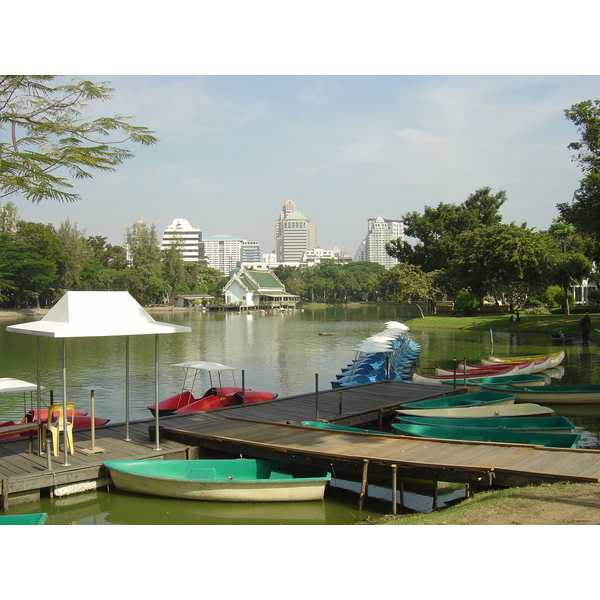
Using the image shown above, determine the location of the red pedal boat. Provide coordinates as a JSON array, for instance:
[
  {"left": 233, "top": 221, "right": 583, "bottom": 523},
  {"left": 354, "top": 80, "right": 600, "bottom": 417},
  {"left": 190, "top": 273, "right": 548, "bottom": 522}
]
[{"left": 147, "top": 361, "right": 278, "bottom": 417}]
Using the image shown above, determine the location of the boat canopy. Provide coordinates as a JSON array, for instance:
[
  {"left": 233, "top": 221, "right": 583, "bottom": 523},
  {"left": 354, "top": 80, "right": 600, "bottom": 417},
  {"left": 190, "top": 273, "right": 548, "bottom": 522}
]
[
  {"left": 0, "top": 378, "right": 44, "bottom": 393},
  {"left": 171, "top": 361, "right": 236, "bottom": 372}
]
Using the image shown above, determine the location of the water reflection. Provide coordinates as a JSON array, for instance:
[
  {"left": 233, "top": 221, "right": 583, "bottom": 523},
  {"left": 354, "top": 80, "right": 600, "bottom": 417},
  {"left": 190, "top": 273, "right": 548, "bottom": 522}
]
[{"left": 1, "top": 305, "right": 599, "bottom": 524}]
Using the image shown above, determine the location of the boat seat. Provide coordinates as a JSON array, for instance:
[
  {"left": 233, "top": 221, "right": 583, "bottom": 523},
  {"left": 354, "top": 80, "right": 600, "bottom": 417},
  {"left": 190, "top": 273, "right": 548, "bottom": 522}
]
[
  {"left": 189, "top": 468, "right": 217, "bottom": 479},
  {"left": 269, "top": 470, "right": 294, "bottom": 479},
  {"left": 41, "top": 403, "right": 75, "bottom": 457}
]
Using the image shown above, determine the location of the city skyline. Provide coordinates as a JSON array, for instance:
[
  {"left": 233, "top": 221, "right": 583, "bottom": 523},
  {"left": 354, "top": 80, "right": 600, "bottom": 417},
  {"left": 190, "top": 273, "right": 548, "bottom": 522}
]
[{"left": 7, "top": 75, "right": 600, "bottom": 259}]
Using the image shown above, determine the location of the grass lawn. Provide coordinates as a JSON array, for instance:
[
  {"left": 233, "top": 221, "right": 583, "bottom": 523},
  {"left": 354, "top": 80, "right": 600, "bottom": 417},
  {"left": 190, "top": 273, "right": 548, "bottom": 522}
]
[{"left": 403, "top": 312, "right": 596, "bottom": 336}]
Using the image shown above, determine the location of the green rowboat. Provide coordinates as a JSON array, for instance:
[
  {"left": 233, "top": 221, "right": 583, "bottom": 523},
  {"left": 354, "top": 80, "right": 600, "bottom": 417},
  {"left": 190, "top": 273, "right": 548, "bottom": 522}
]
[
  {"left": 391, "top": 422, "right": 580, "bottom": 448},
  {"left": 396, "top": 403, "right": 554, "bottom": 419},
  {"left": 0, "top": 513, "right": 47, "bottom": 525},
  {"left": 480, "top": 384, "right": 600, "bottom": 405},
  {"left": 441, "top": 373, "right": 548, "bottom": 391},
  {"left": 400, "top": 390, "right": 515, "bottom": 410},
  {"left": 394, "top": 415, "right": 574, "bottom": 434},
  {"left": 300, "top": 421, "right": 386, "bottom": 434},
  {"left": 104, "top": 458, "right": 331, "bottom": 502}
]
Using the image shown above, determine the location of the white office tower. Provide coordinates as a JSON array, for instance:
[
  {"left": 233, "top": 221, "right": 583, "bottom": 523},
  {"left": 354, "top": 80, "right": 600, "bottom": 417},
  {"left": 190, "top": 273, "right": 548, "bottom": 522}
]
[
  {"left": 161, "top": 218, "right": 205, "bottom": 262},
  {"left": 203, "top": 235, "right": 247, "bottom": 275},
  {"left": 274, "top": 199, "right": 316, "bottom": 262},
  {"left": 355, "top": 216, "right": 403, "bottom": 269}
]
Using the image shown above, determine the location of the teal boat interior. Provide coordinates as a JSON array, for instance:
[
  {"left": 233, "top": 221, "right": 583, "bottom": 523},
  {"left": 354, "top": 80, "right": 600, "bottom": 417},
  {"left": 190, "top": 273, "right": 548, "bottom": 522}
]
[
  {"left": 400, "top": 390, "right": 516, "bottom": 409},
  {"left": 394, "top": 415, "right": 574, "bottom": 431},
  {"left": 391, "top": 422, "right": 580, "bottom": 448},
  {"left": 0, "top": 513, "right": 48, "bottom": 525}
]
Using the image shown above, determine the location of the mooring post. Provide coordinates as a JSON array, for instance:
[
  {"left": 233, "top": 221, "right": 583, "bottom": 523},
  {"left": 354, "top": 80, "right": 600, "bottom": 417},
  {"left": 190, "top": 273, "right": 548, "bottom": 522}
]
[
  {"left": 1, "top": 477, "right": 8, "bottom": 512},
  {"left": 338, "top": 391, "right": 343, "bottom": 415},
  {"left": 359, "top": 459, "right": 369, "bottom": 509},
  {"left": 453, "top": 356, "right": 457, "bottom": 388},
  {"left": 400, "top": 480, "right": 405, "bottom": 507},
  {"left": 242, "top": 370, "right": 246, "bottom": 406},
  {"left": 391, "top": 464, "right": 398, "bottom": 515},
  {"left": 315, "top": 374, "right": 319, "bottom": 419}
]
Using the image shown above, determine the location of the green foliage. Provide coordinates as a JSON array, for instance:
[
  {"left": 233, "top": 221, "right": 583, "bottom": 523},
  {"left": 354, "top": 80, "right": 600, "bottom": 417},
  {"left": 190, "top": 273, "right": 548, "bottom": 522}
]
[
  {"left": 0, "top": 76, "right": 158, "bottom": 203},
  {"left": 558, "top": 99, "right": 600, "bottom": 243},
  {"left": 454, "top": 292, "right": 483, "bottom": 316},
  {"left": 381, "top": 263, "right": 439, "bottom": 318},
  {"left": 587, "top": 288, "right": 600, "bottom": 306}
]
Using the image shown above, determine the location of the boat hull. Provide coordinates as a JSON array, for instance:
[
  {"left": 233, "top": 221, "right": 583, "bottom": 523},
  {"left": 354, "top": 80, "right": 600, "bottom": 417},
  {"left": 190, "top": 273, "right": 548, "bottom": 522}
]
[
  {"left": 480, "top": 384, "right": 600, "bottom": 405},
  {"left": 413, "top": 365, "right": 519, "bottom": 385},
  {"left": 400, "top": 390, "right": 516, "bottom": 410},
  {"left": 0, "top": 513, "right": 47, "bottom": 525},
  {"left": 104, "top": 459, "right": 331, "bottom": 502},
  {"left": 442, "top": 373, "right": 548, "bottom": 391},
  {"left": 396, "top": 403, "right": 554, "bottom": 419},
  {"left": 483, "top": 351, "right": 565, "bottom": 368},
  {"left": 391, "top": 423, "right": 580, "bottom": 448},
  {"left": 394, "top": 415, "right": 574, "bottom": 434}
]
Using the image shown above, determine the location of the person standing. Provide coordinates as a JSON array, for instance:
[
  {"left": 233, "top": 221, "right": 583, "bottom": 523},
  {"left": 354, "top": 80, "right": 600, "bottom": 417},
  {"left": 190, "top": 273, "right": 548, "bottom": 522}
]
[{"left": 580, "top": 312, "right": 592, "bottom": 346}]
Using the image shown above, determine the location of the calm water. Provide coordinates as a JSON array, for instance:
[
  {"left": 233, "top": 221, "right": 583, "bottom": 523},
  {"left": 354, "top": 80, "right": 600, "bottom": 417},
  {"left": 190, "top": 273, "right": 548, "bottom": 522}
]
[{"left": 1, "top": 304, "right": 599, "bottom": 524}]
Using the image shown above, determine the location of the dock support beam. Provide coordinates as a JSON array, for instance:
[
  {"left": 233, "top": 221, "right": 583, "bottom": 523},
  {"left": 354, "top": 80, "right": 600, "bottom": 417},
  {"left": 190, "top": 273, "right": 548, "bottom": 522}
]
[
  {"left": 391, "top": 464, "right": 398, "bottom": 515},
  {"left": 1, "top": 477, "right": 8, "bottom": 512},
  {"left": 359, "top": 459, "right": 369, "bottom": 509}
]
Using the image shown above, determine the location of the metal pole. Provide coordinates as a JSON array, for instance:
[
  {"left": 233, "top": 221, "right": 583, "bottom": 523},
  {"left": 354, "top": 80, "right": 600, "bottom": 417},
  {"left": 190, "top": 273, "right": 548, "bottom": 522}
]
[
  {"left": 61, "top": 339, "right": 70, "bottom": 467},
  {"left": 315, "top": 374, "right": 319, "bottom": 420},
  {"left": 154, "top": 335, "right": 160, "bottom": 451},
  {"left": 242, "top": 370, "right": 245, "bottom": 406},
  {"left": 125, "top": 336, "right": 131, "bottom": 441},
  {"left": 90, "top": 389, "right": 95, "bottom": 450},
  {"left": 36, "top": 337, "right": 42, "bottom": 455},
  {"left": 453, "top": 356, "right": 457, "bottom": 388}
]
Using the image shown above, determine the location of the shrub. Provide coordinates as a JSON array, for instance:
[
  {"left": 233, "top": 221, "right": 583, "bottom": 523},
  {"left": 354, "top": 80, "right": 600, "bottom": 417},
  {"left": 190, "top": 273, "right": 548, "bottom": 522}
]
[{"left": 454, "top": 292, "right": 483, "bottom": 316}]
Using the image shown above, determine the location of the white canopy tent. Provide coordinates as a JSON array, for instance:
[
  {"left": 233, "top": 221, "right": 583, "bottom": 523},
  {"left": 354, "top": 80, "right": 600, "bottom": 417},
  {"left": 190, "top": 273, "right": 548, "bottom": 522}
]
[{"left": 6, "top": 291, "right": 191, "bottom": 465}]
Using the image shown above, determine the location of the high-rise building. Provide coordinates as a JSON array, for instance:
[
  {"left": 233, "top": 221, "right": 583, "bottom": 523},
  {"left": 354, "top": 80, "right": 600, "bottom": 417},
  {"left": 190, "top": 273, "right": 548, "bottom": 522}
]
[
  {"left": 354, "top": 216, "right": 403, "bottom": 269},
  {"left": 203, "top": 235, "right": 261, "bottom": 274},
  {"left": 161, "top": 218, "right": 206, "bottom": 263},
  {"left": 274, "top": 199, "right": 316, "bottom": 262}
]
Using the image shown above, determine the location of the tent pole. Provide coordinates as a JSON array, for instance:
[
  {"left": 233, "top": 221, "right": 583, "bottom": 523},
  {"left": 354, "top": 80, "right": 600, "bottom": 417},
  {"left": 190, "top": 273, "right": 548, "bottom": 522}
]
[
  {"left": 62, "top": 339, "right": 70, "bottom": 467},
  {"left": 125, "top": 336, "right": 131, "bottom": 441},
  {"left": 154, "top": 334, "right": 160, "bottom": 451}
]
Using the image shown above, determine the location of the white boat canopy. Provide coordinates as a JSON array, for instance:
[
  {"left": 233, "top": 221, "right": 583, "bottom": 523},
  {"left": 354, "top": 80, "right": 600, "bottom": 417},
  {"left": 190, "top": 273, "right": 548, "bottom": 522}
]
[
  {"left": 171, "top": 361, "right": 236, "bottom": 372},
  {"left": 0, "top": 378, "right": 44, "bottom": 393},
  {"left": 6, "top": 291, "right": 191, "bottom": 464}
]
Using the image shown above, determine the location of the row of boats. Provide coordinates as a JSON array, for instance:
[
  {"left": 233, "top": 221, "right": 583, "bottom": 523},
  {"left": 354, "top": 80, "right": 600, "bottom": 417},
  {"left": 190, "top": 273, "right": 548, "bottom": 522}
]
[{"left": 331, "top": 321, "right": 421, "bottom": 388}]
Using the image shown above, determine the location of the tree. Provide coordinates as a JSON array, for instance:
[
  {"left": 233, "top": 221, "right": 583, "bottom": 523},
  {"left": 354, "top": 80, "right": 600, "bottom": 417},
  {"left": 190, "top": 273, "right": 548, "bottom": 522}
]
[
  {"left": 381, "top": 263, "right": 439, "bottom": 318},
  {"left": 389, "top": 187, "right": 507, "bottom": 274},
  {"left": 0, "top": 76, "right": 158, "bottom": 203},
  {"left": 55, "top": 219, "right": 92, "bottom": 292},
  {"left": 448, "top": 224, "right": 558, "bottom": 304},
  {"left": 558, "top": 99, "right": 600, "bottom": 239},
  {"left": 547, "top": 252, "right": 593, "bottom": 315}
]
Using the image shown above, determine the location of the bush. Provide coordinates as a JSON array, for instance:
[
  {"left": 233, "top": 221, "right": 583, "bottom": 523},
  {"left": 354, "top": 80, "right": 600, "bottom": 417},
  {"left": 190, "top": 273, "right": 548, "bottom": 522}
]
[
  {"left": 522, "top": 306, "right": 550, "bottom": 315},
  {"left": 454, "top": 292, "right": 483, "bottom": 316}
]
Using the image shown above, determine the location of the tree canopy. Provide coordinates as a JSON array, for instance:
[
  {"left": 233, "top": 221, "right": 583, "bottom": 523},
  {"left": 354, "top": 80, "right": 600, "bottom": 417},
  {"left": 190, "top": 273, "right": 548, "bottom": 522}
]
[
  {"left": 0, "top": 76, "right": 158, "bottom": 203},
  {"left": 558, "top": 99, "right": 600, "bottom": 240}
]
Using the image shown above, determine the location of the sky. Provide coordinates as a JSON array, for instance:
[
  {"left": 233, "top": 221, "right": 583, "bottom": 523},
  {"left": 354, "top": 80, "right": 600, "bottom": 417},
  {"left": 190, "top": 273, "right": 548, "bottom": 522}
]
[{"left": 5, "top": 4, "right": 600, "bottom": 261}]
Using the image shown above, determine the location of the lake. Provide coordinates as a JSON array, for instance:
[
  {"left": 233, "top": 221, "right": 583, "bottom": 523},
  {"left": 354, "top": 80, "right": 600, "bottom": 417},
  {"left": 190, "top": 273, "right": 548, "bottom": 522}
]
[{"left": 1, "top": 304, "right": 599, "bottom": 524}]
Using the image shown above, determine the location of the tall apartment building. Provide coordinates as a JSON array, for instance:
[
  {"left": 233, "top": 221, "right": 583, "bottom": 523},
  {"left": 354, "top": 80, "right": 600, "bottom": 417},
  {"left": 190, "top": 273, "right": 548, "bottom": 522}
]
[
  {"left": 203, "top": 235, "right": 261, "bottom": 274},
  {"left": 354, "top": 215, "right": 403, "bottom": 269},
  {"left": 274, "top": 199, "right": 316, "bottom": 262},
  {"left": 161, "top": 218, "right": 206, "bottom": 263}
]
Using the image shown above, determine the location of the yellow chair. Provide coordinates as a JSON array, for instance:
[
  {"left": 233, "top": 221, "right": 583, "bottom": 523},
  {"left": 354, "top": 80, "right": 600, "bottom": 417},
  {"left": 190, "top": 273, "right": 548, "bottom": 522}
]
[{"left": 42, "top": 403, "right": 75, "bottom": 457}]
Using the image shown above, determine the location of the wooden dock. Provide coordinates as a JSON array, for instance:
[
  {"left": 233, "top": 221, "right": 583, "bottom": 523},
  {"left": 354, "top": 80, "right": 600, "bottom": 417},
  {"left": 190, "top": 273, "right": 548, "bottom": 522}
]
[{"left": 2, "top": 380, "right": 600, "bottom": 512}]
